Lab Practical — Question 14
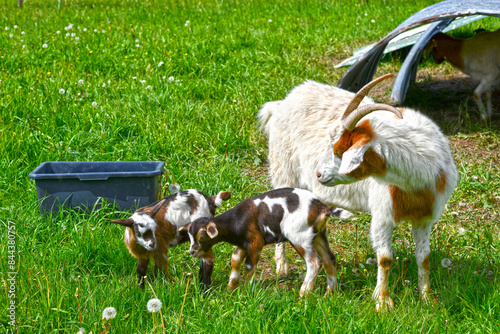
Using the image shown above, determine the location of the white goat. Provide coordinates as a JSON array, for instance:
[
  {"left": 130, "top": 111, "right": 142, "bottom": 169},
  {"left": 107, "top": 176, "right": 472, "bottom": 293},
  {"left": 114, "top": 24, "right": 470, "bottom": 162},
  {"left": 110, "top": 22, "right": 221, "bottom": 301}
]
[
  {"left": 428, "top": 29, "right": 500, "bottom": 120},
  {"left": 258, "top": 74, "right": 458, "bottom": 310}
]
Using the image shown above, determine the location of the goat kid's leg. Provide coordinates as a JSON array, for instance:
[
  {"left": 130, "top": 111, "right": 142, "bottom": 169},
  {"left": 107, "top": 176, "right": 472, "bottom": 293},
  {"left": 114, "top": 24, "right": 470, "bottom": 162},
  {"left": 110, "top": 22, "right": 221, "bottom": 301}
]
[
  {"left": 199, "top": 248, "right": 215, "bottom": 287},
  {"left": 371, "top": 221, "right": 395, "bottom": 311},
  {"left": 153, "top": 249, "right": 170, "bottom": 280},
  {"left": 473, "top": 82, "right": 489, "bottom": 120},
  {"left": 274, "top": 242, "right": 289, "bottom": 276},
  {"left": 313, "top": 231, "right": 338, "bottom": 295},
  {"left": 136, "top": 257, "right": 150, "bottom": 289},
  {"left": 291, "top": 244, "right": 321, "bottom": 298},
  {"left": 412, "top": 222, "right": 437, "bottom": 304},
  {"left": 227, "top": 247, "right": 246, "bottom": 291}
]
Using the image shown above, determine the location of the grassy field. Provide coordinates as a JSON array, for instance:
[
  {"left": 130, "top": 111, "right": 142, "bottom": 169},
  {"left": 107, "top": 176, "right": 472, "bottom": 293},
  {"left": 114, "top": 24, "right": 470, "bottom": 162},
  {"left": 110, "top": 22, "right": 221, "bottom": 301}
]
[{"left": 1, "top": 0, "right": 499, "bottom": 332}]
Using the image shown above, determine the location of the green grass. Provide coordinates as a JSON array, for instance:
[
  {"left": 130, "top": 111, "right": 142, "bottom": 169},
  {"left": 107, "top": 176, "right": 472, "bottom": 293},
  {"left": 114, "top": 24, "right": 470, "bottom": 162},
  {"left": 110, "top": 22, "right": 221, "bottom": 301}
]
[{"left": 1, "top": 0, "right": 499, "bottom": 332}]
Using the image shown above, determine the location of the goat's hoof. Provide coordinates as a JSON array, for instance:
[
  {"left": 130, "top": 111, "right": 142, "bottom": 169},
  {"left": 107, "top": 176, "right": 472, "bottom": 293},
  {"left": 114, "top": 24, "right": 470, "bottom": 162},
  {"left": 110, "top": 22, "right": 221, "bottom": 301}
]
[
  {"left": 227, "top": 280, "right": 239, "bottom": 292},
  {"left": 375, "top": 296, "right": 394, "bottom": 312},
  {"left": 421, "top": 290, "right": 439, "bottom": 306}
]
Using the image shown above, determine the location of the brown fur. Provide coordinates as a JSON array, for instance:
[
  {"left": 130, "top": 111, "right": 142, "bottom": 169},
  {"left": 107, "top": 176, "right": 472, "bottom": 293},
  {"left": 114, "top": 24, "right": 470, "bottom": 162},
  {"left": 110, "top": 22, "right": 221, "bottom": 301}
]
[
  {"left": 389, "top": 186, "right": 435, "bottom": 223},
  {"left": 435, "top": 169, "right": 447, "bottom": 194}
]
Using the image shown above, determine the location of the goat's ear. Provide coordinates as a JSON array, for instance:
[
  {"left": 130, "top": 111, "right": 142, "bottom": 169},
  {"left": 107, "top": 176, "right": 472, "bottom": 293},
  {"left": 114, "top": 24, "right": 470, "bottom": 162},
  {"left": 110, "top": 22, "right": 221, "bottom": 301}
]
[
  {"left": 213, "top": 191, "right": 231, "bottom": 207},
  {"left": 178, "top": 222, "right": 192, "bottom": 233},
  {"left": 338, "top": 145, "right": 369, "bottom": 176},
  {"left": 110, "top": 218, "right": 134, "bottom": 228},
  {"left": 206, "top": 222, "right": 218, "bottom": 239}
]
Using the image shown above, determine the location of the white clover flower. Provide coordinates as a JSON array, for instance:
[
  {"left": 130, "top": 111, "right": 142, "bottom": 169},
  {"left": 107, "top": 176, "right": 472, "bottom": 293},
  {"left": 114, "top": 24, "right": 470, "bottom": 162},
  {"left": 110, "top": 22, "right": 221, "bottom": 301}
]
[
  {"left": 5, "top": 27, "right": 9, "bottom": 31},
  {"left": 268, "top": 19, "right": 272, "bottom": 23},
  {"left": 42, "top": 43, "right": 48, "bottom": 48},
  {"left": 14, "top": 25, "right": 18, "bottom": 29},
  {"left": 75, "top": 37, "right": 80, "bottom": 41},
  {"left": 365, "top": 257, "right": 376, "bottom": 266},
  {"left": 169, "top": 183, "right": 180, "bottom": 193},
  {"left": 140, "top": 80, "right": 146, "bottom": 84},
  {"left": 102, "top": 83, "right": 106, "bottom": 87},
  {"left": 83, "top": 28, "right": 87, "bottom": 32},
  {"left": 185, "top": 20, "right": 190, "bottom": 27},
  {"left": 371, "top": 19, "right": 375, "bottom": 23},
  {"left": 78, "top": 79, "right": 84, "bottom": 85},
  {"left": 135, "top": 38, "right": 139, "bottom": 43},
  {"left": 92, "top": 101, "right": 98, "bottom": 107},
  {"left": 71, "top": 32, "right": 76, "bottom": 37},
  {"left": 77, "top": 328, "right": 85, "bottom": 334},
  {"left": 458, "top": 227, "right": 465, "bottom": 234},
  {"left": 136, "top": 44, "right": 140, "bottom": 48},
  {"left": 94, "top": 29, "right": 98, "bottom": 32},
  {"left": 21, "top": 31, "right": 25, "bottom": 35},
  {"left": 441, "top": 258, "right": 451, "bottom": 268},
  {"left": 66, "top": 33, "right": 70, "bottom": 37},
  {"left": 146, "top": 85, "right": 152, "bottom": 90},
  {"left": 132, "top": 76, "right": 137, "bottom": 80},
  {"left": 158, "top": 61, "right": 164, "bottom": 67},
  {"left": 147, "top": 298, "right": 163, "bottom": 313},
  {"left": 59, "top": 88, "right": 66, "bottom": 94},
  {"left": 102, "top": 306, "right": 117, "bottom": 320},
  {"left": 364, "top": 13, "right": 368, "bottom": 16},
  {"left": 56, "top": 30, "right": 60, "bottom": 34},
  {"left": 168, "top": 76, "right": 174, "bottom": 82},
  {"left": 472, "top": 175, "right": 478, "bottom": 180},
  {"left": 9, "top": 34, "right": 13, "bottom": 38}
]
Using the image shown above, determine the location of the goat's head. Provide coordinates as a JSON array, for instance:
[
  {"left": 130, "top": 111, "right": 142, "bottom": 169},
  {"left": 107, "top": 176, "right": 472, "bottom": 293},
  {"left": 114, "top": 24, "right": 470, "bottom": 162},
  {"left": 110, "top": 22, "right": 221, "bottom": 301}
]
[
  {"left": 111, "top": 213, "right": 158, "bottom": 251},
  {"left": 316, "top": 74, "right": 402, "bottom": 186},
  {"left": 179, "top": 217, "right": 218, "bottom": 258},
  {"left": 426, "top": 33, "right": 453, "bottom": 64}
]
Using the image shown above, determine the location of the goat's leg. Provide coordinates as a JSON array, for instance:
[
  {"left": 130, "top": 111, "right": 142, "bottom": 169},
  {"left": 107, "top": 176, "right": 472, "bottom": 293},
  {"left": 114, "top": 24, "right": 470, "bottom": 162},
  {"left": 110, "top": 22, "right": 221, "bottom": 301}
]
[
  {"left": 313, "top": 230, "right": 338, "bottom": 295},
  {"left": 153, "top": 249, "right": 169, "bottom": 279},
  {"left": 227, "top": 247, "right": 246, "bottom": 291},
  {"left": 274, "top": 242, "right": 289, "bottom": 276},
  {"left": 199, "top": 248, "right": 215, "bottom": 287},
  {"left": 136, "top": 257, "right": 150, "bottom": 289},
  {"left": 371, "top": 220, "right": 395, "bottom": 311},
  {"left": 412, "top": 222, "right": 436, "bottom": 304},
  {"left": 473, "top": 82, "right": 488, "bottom": 120},
  {"left": 291, "top": 244, "right": 321, "bottom": 298},
  {"left": 244, "top": 240, "right": 265, "bottom": 282}
]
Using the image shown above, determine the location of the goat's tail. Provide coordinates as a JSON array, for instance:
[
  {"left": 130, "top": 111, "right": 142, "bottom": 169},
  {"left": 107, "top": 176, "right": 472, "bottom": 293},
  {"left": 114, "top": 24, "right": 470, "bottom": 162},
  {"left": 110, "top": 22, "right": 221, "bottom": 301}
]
[
  {"left": 328, "top": 207, "right": 353, "bottom": 220},
  {"left": 257, "top": 101, "right": 280, "bottom": 136}
]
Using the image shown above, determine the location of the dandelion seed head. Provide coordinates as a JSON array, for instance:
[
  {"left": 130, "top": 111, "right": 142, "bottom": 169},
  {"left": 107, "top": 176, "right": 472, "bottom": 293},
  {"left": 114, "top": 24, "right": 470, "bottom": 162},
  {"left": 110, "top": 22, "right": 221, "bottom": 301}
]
[
  {"left": 168, "top": 76, "right": 175, "bottom": 82},
  {"left": 146, "top": 85, "right": 153, "bottom": 90},
  {"left": 21, "top": 31, "right": 25, "bottom": 35},
  {"left": 102, "top": 306, "right": 117, "bottom": 320},
  {"left": 371, "top": 19, "right": 375, "bottom": 23},
  {"left": 42, "top": 43, "right": 48, "bottom": 48},
  {"left": 5, "top": 27, "right": 9, "bottom": 31},
  {"left": 78, "top": 79, "right": 84, "bottom": 85},
  {"left": 158, "top": 61, "right": 164, "bottom": 67},
  {"left": 92, "top": 101, "right": 98, "bottom": 107},
  {"left": 169, "top": 183, "right": 181, "bottom": 193},
  {"left": 365, "top": 257, "right": 376, "bottom": 266},
  {"left": 59, "top": 88, "right": 66, "bottom": 94},
  {"left": 136, "top": 44, "right": 140, "bottom": 48},
  {"left": 185, "top": 20, "right": 190, "bottom": 27},
  {"left": 458, "top": 227, "right": 465, "bottom": 234},
  {"left": 441, "top": 258, "right": 451, "bottom": 268},
  {"left": 147, "top": 298, "right": 163, "bottom": 313},
  {"left": 268, "top": 19, "right": 272, "bottom": 23},
  {"left": 14, "top": 25, "right": 18, "bottom": 29}
]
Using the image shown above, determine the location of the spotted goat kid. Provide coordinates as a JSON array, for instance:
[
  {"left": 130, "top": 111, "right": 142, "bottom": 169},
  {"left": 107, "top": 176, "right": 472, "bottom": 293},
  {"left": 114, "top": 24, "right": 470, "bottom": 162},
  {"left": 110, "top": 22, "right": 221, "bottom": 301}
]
[
  {"left": 180, "top": 188, "right": 351, "bottom": 297},
  {"left": 111, "top": 189, "right": 231, "bottom": 288}
]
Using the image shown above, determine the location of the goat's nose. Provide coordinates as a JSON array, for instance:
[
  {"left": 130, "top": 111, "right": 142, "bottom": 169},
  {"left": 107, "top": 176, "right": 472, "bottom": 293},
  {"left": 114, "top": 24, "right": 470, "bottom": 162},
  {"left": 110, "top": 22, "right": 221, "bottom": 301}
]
[{"left": 317, "top": 170, "right": 322, "bottom": 179}]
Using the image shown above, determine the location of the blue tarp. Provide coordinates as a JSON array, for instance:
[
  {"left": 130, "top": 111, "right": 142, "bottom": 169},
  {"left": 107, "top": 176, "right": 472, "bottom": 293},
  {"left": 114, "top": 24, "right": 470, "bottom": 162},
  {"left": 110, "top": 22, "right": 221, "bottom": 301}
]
[{"left": 336, "top": 0, "right": 500, "bottom": 105}]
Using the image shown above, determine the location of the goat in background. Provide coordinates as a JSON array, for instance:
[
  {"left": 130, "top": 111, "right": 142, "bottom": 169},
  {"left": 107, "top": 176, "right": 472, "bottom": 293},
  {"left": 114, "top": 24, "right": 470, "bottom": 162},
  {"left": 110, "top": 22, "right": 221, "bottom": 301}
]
[{"left": 428, "top": 29, "right": 500, "bottom": 120}]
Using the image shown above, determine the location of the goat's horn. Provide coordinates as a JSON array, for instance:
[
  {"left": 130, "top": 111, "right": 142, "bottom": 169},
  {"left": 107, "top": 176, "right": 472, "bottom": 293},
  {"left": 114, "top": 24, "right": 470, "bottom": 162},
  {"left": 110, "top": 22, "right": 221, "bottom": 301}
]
[
  {"left": 342, "top": 73, "right": 396, "bottom": 120},
  {"left": 342, "top": 103, "right": 403, "bottom": 131}
]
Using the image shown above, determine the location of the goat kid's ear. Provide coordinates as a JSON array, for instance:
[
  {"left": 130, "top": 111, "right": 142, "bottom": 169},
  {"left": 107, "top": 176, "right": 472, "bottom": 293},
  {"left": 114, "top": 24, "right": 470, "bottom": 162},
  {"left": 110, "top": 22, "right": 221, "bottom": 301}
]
[
  {"left": 178, "top": 222, "right": 192, "bottom": 233},
  {"left": 338, "top": 145, "right": 369, "bottom": 176},
  {"left": 213, "top": 191, "right": 231, "bottom": 207},
  {"left": 110, "top": 218, "right": 134, "bottom": 228},
  {"left": 206, "top": 222, "right": 218, "bottom": 239}
]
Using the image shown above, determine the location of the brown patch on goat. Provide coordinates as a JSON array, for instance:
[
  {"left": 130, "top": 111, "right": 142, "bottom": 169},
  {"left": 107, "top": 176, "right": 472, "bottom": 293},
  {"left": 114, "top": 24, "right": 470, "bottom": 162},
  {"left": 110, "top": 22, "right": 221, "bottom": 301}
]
[
  {"left": 435, "top": 169, "right": 447, "bottom": 194},
  {"left": 293, "top": 245, "right": 306, "bottom": 259},
  {"left": 389, "top": 186, "right": 435, "bottom": 223},
  {"left": 187, "top": 194, "right": 199, "bottom": 215},
  {"left": 422, "top": 254, "right": 431, "bottom": 273},
  {"left": 334, "top": 120, "right": 374, "bottom": 157},
  {"left": 347, "top": 148, "right": 386, "bottom": 180},
  {"left": 379, "top": 256, "right": 393, "bottom": 270}
]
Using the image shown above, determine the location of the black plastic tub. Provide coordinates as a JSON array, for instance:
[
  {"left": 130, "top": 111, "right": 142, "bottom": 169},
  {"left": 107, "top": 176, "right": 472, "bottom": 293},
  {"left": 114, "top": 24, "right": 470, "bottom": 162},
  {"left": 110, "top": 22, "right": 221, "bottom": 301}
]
[{"left": 29, "top": 161, "right": 165, "bottom": 214}]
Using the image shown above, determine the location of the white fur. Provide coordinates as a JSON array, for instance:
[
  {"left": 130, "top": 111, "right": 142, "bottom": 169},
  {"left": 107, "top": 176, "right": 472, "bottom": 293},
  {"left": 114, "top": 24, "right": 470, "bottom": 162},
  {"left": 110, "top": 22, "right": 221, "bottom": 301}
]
[
  {"left": 258, "top": 80, "right": 458, "bottom": 308},
  {"left": 131, "top": 213, "right": 157, "bottom": 251}
]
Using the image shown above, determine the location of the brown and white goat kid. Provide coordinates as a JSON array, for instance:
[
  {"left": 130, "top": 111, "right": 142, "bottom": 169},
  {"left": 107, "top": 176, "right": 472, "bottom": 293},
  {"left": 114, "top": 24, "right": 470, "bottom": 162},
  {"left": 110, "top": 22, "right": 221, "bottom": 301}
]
[
  {"left": 428, "top": 29, "right": 500, "bottom": 120},
  {"left": 111, "top": 189, "right": 231, "bottom": 288},
  {"left": 180, "top": 187, "right": 351, "bottom": 297},
  {"left": 258, "top": 74, "right": 458, "bottom": 310}
]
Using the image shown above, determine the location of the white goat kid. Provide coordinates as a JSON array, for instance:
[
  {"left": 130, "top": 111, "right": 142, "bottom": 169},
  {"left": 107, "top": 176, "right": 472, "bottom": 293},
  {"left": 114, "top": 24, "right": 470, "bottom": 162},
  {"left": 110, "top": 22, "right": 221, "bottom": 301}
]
[{"left": 258, "top": 74, "right": 458, "bottom": 310}]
